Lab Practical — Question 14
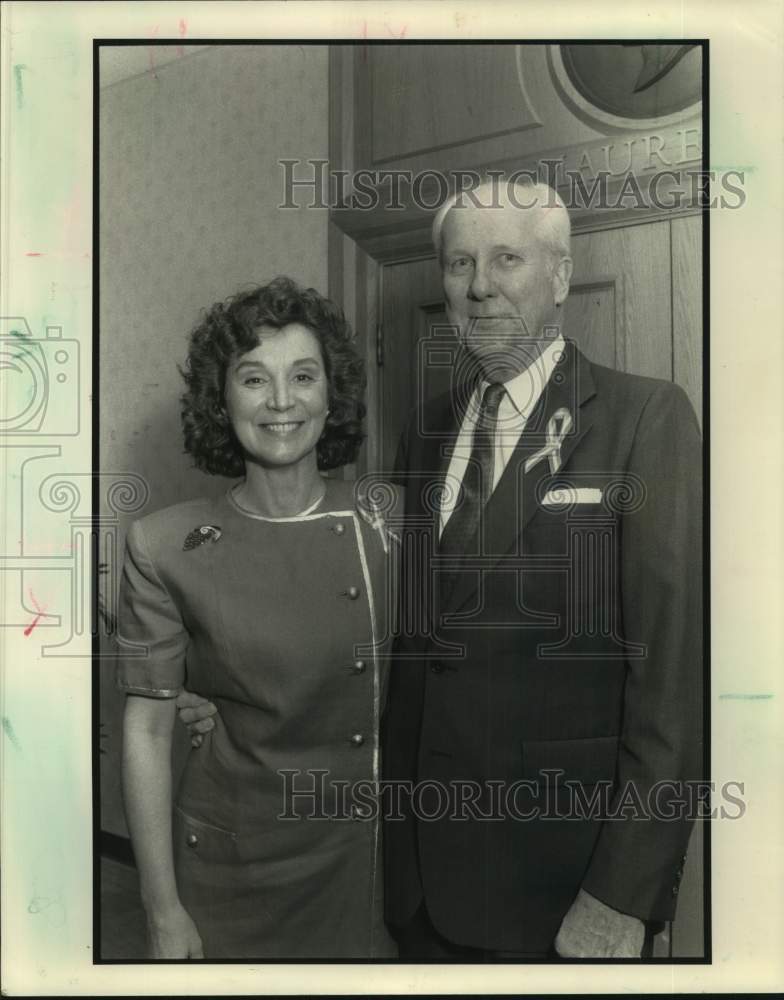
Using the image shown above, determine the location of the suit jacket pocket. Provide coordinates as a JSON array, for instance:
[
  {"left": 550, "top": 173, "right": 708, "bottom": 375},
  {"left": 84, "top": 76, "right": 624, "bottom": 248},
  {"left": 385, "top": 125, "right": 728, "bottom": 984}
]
[{"left": 521, "top": 735, "right": 619, "bottom": 787}]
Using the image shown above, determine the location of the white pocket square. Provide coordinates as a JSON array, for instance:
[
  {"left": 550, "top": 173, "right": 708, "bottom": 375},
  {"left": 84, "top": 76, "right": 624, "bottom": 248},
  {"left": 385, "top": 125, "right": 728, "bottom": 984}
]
[{"left": 541, "top": 487, "right": 603, "bottom": 506}]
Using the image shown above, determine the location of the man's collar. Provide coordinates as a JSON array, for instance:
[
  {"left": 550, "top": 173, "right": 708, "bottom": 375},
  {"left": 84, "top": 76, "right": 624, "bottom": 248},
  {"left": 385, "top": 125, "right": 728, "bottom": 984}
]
[{"left": 478, "top": 333, "right": 565, "bottom": 418}]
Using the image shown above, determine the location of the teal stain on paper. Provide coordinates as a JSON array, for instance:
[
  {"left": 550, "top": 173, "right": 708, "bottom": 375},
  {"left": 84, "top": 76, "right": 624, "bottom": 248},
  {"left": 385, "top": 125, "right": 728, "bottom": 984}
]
[
  {"left": 718, "top": 693, "right": 773, "bottom": 700},
  {"left": 2, "top": 717, "right": 22, "bottom": 751},
  {"left": 14, "top": 65, "right": 28, "bottom": 109}
]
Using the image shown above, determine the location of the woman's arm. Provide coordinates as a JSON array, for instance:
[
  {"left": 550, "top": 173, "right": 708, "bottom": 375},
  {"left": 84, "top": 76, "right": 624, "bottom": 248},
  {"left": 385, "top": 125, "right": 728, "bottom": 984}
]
[{"left": 121, "top": 693, "right": 203, "bottom": 958}]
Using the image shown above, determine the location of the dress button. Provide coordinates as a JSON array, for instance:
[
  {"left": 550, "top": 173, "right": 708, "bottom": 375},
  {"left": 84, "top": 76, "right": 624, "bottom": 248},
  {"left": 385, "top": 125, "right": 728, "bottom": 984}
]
[
  {"left": 186, "top": 833, "right": 198, "bottom": 848},
  {"left": 349, "top": 733, "right": 365, "bottom": 747},
  {"left": 346, "top": 586, "right": 360, "bottom": 600},
  {"left": 352, "top": 660, "right": 366, "bottom": 674},
  {"left": 430, "top": 661, "right": 445, "bottom": 674},
  {"left": 333, "top": 523, "right": 345, "bottom": 535}
]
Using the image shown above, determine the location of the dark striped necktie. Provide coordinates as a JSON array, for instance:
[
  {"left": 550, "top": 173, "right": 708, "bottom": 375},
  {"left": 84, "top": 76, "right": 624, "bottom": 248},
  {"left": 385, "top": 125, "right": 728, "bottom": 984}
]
[{"left": 439, "top": 382, "right": 506, "bottom": 599}]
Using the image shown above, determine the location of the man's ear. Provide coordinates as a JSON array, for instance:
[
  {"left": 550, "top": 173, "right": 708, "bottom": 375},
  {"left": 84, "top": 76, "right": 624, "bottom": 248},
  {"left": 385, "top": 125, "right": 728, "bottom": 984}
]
[{"left": 553, "top": 255, "right": 573, "bottom": 307}]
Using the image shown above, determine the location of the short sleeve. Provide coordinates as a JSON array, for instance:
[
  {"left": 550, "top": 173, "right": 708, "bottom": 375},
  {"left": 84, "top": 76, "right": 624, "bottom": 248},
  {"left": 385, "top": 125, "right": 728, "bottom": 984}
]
[{"left": 116, "top": 519, "right": 188, "bottom": 698}]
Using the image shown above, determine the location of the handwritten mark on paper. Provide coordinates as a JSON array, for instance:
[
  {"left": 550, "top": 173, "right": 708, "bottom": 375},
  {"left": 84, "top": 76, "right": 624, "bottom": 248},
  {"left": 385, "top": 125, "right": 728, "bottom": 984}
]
[{"left": 23, "top": 590, "right": 46, "bottom": 636}]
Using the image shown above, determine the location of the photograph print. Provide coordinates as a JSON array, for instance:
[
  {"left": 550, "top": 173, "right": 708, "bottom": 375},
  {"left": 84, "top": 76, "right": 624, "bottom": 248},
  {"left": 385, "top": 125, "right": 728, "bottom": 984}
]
[{"left": 95, "top": 39, "right": 711, "bottom": 963}]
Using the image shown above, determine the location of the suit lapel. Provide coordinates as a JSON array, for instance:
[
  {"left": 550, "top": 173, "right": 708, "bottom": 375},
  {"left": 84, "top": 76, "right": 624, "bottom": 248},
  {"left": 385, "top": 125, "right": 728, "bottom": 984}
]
[
  {"left": 413, "top": 387, "right": 470, "bottom": 636},
  {"left": 414, "top": 386, "right": 472, "bottom": 515},
  {"left": 444, "top": 343, "right": 596, "bottom": 616}
]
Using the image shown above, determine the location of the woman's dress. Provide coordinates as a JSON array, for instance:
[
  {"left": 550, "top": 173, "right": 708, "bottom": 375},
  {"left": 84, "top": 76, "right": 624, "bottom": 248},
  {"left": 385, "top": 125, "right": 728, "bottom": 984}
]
[{"left": 117, "top": 477, "right": 401, "bottom": 958}]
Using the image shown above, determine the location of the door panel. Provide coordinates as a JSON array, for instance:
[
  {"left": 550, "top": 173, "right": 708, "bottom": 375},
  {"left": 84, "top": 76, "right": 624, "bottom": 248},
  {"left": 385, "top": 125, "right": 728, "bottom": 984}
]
[
  {"left": 565, "top": 221, "right": 672, "bottom": 379},
  {"left": 561, "top": 278, "right": 618, "bottom": 369},
  {"left": 379, "top": 255, "right": 445, "bottom": 473}
]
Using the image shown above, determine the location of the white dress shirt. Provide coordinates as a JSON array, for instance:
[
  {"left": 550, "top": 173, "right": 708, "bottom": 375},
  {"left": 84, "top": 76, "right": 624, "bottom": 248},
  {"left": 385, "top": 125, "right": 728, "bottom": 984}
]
[{"left": 439, "top": 334, "right": 565, "bottom": 536}]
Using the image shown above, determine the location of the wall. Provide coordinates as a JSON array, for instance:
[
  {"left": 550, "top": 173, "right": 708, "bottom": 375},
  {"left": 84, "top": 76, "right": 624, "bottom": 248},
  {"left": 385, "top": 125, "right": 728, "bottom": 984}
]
[{"left": 99, "top": 44, "right": 329, "bottom": 835}]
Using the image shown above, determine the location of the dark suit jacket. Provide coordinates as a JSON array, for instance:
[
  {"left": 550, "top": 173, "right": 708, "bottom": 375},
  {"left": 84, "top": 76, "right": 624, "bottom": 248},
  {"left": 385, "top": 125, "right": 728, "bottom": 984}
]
[{"left": 382, "top": 341, "right": 703, "bottom": 952}]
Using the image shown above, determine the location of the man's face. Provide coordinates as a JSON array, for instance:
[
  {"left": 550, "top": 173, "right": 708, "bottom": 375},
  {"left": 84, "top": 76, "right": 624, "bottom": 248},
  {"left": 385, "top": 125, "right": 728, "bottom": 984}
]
[{"left": 440, "top": 200, "right": 571, "bottom": 380}]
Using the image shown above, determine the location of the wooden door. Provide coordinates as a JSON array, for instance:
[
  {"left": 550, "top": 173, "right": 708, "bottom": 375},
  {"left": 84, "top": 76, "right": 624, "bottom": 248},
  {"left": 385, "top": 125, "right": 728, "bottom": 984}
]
[
  {"left": 378, "top": 256, "right": 445, "bottom": 473},
  {"left": 564, "top": 221, "right": 672, "bottom": 379}
]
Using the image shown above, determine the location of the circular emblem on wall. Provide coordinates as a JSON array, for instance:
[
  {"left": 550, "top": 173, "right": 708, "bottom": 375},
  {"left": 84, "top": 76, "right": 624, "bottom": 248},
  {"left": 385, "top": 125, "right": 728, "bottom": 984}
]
[{"left": 549, "top": 43, "right": 702, "bottom": 130}]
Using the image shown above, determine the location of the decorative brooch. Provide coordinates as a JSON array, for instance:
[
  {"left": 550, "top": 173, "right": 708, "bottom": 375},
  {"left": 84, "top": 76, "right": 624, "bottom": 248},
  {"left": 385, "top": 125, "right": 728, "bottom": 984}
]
[{"left": 182, "top": 525, "right": 222, "bottom": 551}]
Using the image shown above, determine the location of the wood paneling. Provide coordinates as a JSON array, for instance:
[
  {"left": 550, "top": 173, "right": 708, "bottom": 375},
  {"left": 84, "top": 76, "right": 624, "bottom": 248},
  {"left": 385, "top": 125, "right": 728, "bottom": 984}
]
[
  {"left": 672, "top": 214, "right": 703, "bottom": 425},
  {"left": 331, "top": 44, "right": 702, "bottom": 255},
  {"left": 379, "top": 255, "right": 444, "bottom": 472},
  {"left": 562, "top": 278, "right": 619, "bottom": 370},
  {"left": 567, "top": 222, "right": 672, "bottom": 380},
  {"left": 366, "top": 44, "right": 541, "bottom": 165}
]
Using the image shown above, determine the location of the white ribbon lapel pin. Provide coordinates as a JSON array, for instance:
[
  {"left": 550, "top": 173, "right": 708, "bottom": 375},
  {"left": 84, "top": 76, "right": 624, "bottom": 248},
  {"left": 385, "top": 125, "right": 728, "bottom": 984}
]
[
  {"left": 357, "top": 500, "right": 400, "bottom": 555},
  {"left": 524, "top": 407, "right": 573, "bottom": 476}
]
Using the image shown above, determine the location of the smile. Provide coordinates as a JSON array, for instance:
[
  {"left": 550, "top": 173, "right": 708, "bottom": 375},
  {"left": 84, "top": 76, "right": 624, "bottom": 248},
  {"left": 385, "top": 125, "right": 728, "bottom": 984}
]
[{"left": 259, "top": 422, "right": 303, "bottom": 434}]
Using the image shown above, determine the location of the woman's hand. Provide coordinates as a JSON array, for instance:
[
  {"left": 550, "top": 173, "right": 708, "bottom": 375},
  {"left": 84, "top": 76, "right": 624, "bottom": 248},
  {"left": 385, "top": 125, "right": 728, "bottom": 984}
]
[
  {"left": 175, "top": 689, "right": 218, "bottom": 748},
  {"left": 147, "top": 901, "right": 205, "bottom": 959}
]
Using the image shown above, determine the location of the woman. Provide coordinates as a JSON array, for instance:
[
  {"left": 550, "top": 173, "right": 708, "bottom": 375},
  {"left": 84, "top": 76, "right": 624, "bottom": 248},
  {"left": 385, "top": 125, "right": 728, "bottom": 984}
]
[{"left": 118, "top": 276, "right": 400, "bottom": 960}]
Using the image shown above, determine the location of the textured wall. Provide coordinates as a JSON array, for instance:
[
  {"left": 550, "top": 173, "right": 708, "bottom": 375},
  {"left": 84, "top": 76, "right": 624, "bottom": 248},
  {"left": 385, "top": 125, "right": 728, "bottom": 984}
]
[{"left": 99, "top": 44, "right": 329, "bottom": 834}]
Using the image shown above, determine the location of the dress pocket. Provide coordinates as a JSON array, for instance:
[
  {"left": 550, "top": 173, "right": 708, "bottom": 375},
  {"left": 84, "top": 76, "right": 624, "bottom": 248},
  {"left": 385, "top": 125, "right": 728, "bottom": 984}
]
[{"left": 173, "top": 805, "right": 239, "bottom": 864}]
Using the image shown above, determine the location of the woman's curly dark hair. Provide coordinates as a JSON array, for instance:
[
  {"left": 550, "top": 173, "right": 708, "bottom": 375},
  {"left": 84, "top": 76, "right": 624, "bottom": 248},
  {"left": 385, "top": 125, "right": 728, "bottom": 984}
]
[{"left": 180, "top": 276, "right": 366, "bottom": 475}]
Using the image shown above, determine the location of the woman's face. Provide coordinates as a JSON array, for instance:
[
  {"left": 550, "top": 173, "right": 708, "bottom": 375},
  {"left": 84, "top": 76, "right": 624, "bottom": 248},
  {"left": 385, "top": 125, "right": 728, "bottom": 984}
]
[{"left": 224, "top": 323, "right": 329, "bottom": 471}]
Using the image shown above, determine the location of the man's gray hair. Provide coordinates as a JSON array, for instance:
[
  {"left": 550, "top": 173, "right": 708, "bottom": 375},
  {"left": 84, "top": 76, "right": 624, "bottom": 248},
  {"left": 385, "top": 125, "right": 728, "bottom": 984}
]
[{"left": 432, "top": 177, "right": 571, "bottom": 268}]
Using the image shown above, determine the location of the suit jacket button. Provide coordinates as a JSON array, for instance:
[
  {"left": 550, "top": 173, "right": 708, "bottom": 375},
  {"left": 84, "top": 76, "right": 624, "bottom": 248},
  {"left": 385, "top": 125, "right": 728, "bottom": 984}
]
[
  {"left": 333, "top": 523, "right": 345, "bottom": 535},
  {"left": 349, "top": 733, "right": 365, "bottom": 747},
  {"left": 186, "top": 833, "right": 198, "bottom": 848},
  {"left": 430, "top": 661, "right": 445, "bottom": 674},
  {"left": 352, "top": 659, "right": 366, "bottom": 674},
  {"left": 671, "top": 884, "right": 679, "bottom": 896},
  {"left": 346, "top": 586, "right": 360, "bottom": 600}
]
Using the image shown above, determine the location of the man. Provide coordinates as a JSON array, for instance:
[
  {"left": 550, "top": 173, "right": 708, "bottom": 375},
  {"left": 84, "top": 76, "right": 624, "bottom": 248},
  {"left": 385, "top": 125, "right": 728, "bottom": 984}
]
[
  {"left": 178, "top": 176, "right": 703, "bottom": 959},
  {"left": 381, "top": 176, "right": 702, "bottom": 959}
]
